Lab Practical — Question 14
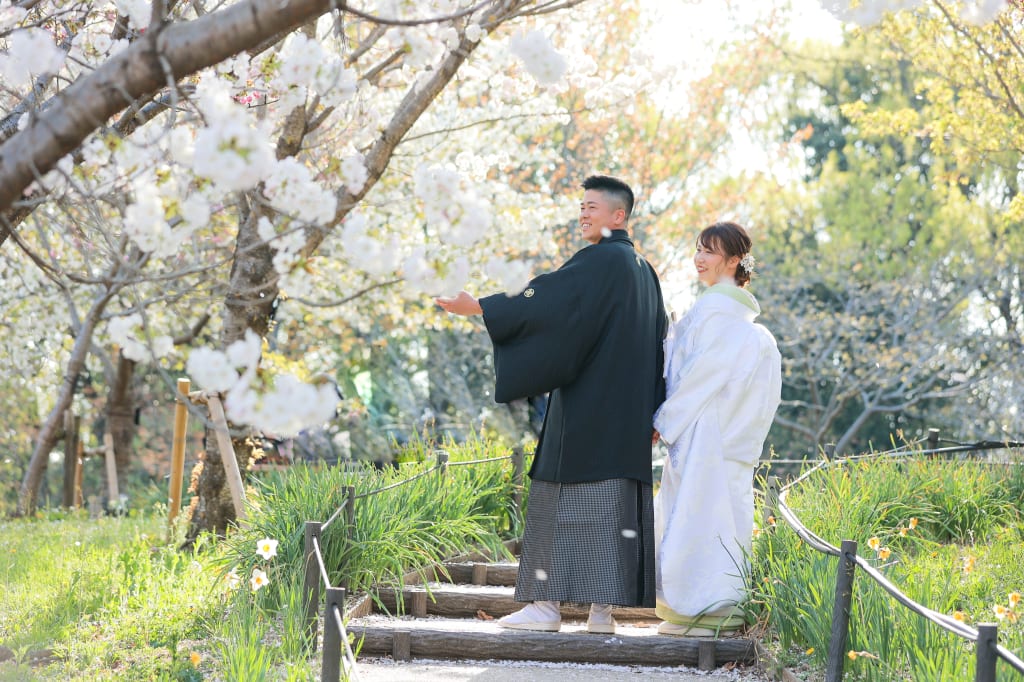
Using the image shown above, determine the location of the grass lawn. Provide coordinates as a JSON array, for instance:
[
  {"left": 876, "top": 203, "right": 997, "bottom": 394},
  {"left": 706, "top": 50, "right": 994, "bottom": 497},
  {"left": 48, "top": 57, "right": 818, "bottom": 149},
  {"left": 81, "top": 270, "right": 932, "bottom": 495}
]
[{"left": 3, "top": 444, "right": 1021, "bottom": 681}]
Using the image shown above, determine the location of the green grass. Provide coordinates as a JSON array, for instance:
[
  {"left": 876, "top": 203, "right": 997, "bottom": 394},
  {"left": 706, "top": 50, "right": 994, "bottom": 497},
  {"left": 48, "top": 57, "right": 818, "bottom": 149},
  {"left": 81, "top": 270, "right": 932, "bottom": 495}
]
[
  {"left": 0, "top": 436, "right": 523, "bottom": 680},
  {"left": 11, "top": 441, "right": 1019, "bottom": 681},
  {"left": 0, "top": 512, "right": 218, "bottom": 680},
  {"left": 753, "top": 454, "right": 1024, "bottom": 681}
]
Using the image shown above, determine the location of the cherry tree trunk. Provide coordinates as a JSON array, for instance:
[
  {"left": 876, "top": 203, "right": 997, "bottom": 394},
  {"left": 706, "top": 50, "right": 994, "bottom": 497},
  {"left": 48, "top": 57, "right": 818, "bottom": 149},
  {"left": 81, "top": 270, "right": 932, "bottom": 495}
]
[
  {"left": 105, "top": 352, "right": 137, "bottom": 500},
  {"left": 18, "top": 286, "right": 118, "bottom": 516}
]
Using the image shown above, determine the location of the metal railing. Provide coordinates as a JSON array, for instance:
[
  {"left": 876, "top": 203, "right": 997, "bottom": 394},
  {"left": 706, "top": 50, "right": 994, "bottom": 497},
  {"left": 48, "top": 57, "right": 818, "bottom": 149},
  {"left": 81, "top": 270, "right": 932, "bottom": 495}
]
[
  {"left": 299, "top": 448, "right": 525, "bottom": 681},
  {"left": 761, "top": 432, "right": 1024, "bottom": 681}
]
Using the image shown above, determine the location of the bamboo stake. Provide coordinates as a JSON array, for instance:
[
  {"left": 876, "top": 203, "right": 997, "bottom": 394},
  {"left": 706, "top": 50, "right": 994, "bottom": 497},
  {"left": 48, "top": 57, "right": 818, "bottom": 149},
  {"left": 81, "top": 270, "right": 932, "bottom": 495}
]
[
  {"left": 168, "top": 378, "right": 190, "bottom": 529},
  {"left": 103, "top": 432, "right": 119, "bottom": 505},
  {"left": 206, "top": 393, "right": 246, "bottom": 522}
]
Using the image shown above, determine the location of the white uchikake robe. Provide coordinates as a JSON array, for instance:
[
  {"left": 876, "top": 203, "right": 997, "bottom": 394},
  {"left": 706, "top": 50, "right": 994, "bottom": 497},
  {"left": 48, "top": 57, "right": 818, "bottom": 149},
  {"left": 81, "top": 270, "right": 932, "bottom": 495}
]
[{"left": 652, "top": 284, "right": 782, "bottom": 621}]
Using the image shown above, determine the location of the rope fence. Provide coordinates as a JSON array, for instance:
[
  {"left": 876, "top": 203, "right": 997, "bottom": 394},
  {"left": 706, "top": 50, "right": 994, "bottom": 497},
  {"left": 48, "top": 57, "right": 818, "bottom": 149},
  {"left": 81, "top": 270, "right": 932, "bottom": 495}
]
[
  {"left": 300, "top": 447, "right": 523, "bottom": 681},
  {"left": 762, "top": 431, "right": 1024, "bottom": 681},
  {"left": 157, "top": 375, "right": 1022, "bottom": 679}
]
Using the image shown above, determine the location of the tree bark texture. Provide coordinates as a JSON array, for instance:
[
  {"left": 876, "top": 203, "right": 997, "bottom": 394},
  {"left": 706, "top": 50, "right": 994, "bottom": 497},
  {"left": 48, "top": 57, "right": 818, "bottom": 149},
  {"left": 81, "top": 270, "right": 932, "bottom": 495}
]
[
  {"left": 18, "top": 284, "right": 119, "bottom": 515},
  {"left": 0, "top": 0, "right": 337, "bottom": 225},
  {"left": 186, "top": 8, "right": 503, "bottom": 537},
  {"left": 105, "top": 351, "right": 137, "bottom": 499}
]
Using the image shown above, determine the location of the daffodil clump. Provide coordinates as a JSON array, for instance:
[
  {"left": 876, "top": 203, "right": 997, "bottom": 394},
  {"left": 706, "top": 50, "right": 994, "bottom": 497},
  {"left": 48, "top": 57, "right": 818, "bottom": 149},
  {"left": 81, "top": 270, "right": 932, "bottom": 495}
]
[{"left": 752, "top": 455, "right": 1024, "bottom": 681}]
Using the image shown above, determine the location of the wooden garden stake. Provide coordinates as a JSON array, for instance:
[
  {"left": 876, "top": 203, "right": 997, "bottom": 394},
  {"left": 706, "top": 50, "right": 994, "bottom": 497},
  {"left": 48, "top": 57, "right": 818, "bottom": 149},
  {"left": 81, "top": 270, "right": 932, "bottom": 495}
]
[
  {"left": 206, "top": 393, "right": 246, "bottom": 522},
  {"left": 73, "top": 439, "right": 84, "bottom": 509},
  {"left": 62, "top": 409, "right": 80, "bottom": 508},
  {"left": 168, "top": 377, "right": 190, "bottom": 529},
  {"left": 103, "top": 432, "right": 119, "bottom": 504}
]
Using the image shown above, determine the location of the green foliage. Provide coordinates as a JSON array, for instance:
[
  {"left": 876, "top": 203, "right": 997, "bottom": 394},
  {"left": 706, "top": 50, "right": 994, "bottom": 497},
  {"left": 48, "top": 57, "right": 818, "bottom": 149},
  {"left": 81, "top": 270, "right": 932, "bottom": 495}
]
[
  {"left": 0, "top": 436, "right": 524, "bottom": 679},
  {"left": 753, "top": 454, "right": 1024, "bottom": 681},
  {"left": 222, "top": 436, "right": 522, "bottom": 609}
]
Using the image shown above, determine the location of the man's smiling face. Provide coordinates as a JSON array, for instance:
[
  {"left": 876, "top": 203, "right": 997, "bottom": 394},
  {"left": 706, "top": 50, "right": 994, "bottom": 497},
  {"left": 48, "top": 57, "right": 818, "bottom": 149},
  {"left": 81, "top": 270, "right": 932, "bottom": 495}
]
[{"left": 579, "top": 189, "right": 623, "bottom": 244}]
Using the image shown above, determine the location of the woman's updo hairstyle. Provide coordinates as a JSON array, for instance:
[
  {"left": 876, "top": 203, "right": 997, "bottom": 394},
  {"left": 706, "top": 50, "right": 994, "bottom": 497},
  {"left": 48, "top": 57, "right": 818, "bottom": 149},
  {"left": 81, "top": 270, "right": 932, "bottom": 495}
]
[{"left": 697, "top": 221, "right": 754, "bottom": 288}]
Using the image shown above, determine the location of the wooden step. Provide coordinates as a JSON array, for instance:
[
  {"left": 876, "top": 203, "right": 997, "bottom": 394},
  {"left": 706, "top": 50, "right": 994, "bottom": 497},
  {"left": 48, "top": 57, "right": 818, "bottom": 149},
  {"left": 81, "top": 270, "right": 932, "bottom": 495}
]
[
  {"left": 438, "top": 561, "right": 518, "bottom": 586},
  {"left": 373, "top": 583, "right": 658, "bottom": 622},
  {"left": 348, "top": 616, "right": 758, "bottom": 668}
]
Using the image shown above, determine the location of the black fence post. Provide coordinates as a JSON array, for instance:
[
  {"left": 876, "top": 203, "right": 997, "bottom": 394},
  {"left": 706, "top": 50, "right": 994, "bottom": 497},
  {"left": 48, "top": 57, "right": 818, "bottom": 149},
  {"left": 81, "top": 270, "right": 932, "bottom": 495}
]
[
  {"left": 343, "top": 486, "right": 355, "bottom": 591},
  {"left": 344, "top": 486, "right": 355, "bottom": 529},
  {"left": 824, "top": 443, "right": 837, "bottom": 461},
  {"left": 975, "top": 623, "right": 998, "bottom": 682},
  {"left": 436, "top": 449, "right": 449, "bottom": 476},
  {"left": 511, "top": 448, "right": 525, "bottom": 513},
  {"left": 927, "top": 428, "right": 940, "bottom": 458},
  {"left": 303, "top": 521, "right": 323, "bottom": 653},
  {"left": 321, "top": 586, "right": 347, "bottom": 682},
  {"left": 826, "top": 539, "right": 858, "bottom": 682},
  {"left": 763, "top": 475, "right": 780, "bottom": 529}
]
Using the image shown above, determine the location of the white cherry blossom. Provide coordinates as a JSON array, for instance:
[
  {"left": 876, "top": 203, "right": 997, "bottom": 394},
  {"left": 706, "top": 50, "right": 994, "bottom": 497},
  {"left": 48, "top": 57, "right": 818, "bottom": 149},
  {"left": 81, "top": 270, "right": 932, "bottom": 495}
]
[{"left": 0, "top": 28, "right": 66, "bottom": 88}]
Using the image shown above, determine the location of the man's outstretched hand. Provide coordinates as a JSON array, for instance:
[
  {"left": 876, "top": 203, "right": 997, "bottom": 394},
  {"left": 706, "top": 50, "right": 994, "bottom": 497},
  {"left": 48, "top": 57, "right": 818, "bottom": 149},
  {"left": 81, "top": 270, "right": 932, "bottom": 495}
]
[{"left": 435, "top": 291, "right": 483, "bottom": 316}]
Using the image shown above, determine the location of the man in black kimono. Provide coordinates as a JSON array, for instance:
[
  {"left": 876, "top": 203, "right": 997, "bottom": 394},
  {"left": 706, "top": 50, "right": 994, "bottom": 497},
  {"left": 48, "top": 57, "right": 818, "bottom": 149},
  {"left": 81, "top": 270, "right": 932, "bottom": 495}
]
[{"left": 436, "top": 175, "right": 667, "bottom": 634}]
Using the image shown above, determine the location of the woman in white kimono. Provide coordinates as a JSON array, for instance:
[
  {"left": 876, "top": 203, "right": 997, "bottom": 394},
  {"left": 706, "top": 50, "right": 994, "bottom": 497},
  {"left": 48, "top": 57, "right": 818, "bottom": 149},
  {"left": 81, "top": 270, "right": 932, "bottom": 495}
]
[{"left": 653, "top": 221, "right": 782, "bottom": 637}]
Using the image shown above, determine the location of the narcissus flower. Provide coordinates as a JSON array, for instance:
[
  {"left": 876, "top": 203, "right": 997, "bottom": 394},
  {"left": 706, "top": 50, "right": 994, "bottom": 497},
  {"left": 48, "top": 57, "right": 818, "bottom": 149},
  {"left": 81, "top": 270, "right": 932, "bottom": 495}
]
[
  {"left": 908, "top": 518, "right": 918, "bottom": 529},
  {"left": 251, "top": 568, "right": 270, "bottom": 592},
  {"left": 256, "top": 538, "right": 278, "bottom": 560},
  {"left": 995, "top": 604, "right": 1009, "bottom": 620},
  {"left": 953, "top": 611, "right": 966, "bottom": 622},
  {"left": 877, "top": 547, "right": 892, "bottom": 560},
  {"left": 1010, "top": 592, "right": 1021, "bottom": 608},
  {"left": 868, "top": 536, "right": 881, "bottom": 551}
]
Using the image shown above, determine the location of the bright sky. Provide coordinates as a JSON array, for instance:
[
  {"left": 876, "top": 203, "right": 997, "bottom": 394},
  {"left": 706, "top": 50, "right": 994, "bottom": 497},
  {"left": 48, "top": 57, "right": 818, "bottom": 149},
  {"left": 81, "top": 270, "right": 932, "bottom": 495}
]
[{"left": 638, "top": 0, "right": 842, "bottom": 313}]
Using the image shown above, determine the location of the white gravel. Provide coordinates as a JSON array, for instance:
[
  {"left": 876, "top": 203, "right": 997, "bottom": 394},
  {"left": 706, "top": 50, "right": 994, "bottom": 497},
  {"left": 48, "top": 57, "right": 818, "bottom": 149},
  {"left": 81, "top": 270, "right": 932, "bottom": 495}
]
[{"left": 352, "top": 656, "right": 775, "bottom": 681}]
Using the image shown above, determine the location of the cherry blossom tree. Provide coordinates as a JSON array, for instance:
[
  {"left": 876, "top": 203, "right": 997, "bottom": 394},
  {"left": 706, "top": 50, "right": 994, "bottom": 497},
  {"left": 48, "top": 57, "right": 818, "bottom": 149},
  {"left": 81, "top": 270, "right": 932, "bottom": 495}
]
[{"left": 2, "top": 0, "right": 594, "bottom": 521}]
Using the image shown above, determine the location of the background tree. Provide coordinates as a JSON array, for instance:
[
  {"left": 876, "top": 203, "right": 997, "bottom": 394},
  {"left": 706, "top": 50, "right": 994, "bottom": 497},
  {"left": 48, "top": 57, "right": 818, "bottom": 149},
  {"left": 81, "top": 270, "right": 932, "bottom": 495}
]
[{"left": 741, "top": 1, "right": 1022, "bottom": 455}]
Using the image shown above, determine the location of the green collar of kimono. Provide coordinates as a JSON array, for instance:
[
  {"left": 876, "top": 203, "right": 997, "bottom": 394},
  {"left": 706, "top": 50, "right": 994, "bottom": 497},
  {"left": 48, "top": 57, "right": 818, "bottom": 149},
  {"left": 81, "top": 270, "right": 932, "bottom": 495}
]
[{"left": 705, "top": 282, "right": 760, "bottom": 314}]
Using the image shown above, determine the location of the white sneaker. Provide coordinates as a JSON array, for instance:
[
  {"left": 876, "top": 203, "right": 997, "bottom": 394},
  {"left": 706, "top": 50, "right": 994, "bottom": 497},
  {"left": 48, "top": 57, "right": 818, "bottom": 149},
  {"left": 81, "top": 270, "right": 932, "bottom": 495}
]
[
  {"left": 587, "top": 603, "right": 616, "bottom": 634},
  {"left": 497, "top": 601, "right": 561, "bottom": 632}
]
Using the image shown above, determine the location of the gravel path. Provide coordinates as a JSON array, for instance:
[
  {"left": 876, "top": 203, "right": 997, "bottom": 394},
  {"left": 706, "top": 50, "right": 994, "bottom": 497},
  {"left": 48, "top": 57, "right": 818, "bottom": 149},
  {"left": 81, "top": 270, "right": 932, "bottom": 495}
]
[{"left": 354, "top": 657, "right": 775, "bottom": 681}]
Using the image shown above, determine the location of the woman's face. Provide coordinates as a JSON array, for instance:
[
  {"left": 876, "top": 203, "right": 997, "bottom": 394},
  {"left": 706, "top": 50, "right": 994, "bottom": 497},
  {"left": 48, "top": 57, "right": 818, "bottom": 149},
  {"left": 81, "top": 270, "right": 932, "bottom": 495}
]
[{"left": 694, "top": 239, "right": 739, "bottom": 286}]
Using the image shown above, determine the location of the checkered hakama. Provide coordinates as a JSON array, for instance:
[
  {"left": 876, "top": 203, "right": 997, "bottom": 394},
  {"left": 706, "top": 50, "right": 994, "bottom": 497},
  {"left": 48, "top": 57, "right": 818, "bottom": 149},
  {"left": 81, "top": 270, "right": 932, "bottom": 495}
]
[{"left": 514, "top": 478, "right": 655, "bottom": 607}]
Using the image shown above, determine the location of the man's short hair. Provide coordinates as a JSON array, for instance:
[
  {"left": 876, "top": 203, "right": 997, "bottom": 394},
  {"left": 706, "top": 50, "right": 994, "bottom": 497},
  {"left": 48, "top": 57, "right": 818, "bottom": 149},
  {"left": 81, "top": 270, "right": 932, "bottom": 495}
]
[{"left": 582, "top": 175, "right": 635, "bottom": 220}]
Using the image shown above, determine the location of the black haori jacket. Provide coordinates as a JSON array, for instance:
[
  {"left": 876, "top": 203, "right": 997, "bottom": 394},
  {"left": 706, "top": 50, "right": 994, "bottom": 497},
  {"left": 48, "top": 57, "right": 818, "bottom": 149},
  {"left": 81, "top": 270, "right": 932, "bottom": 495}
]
[{"left": 480, "top": 230, "right": 668, "bottom": 484}]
